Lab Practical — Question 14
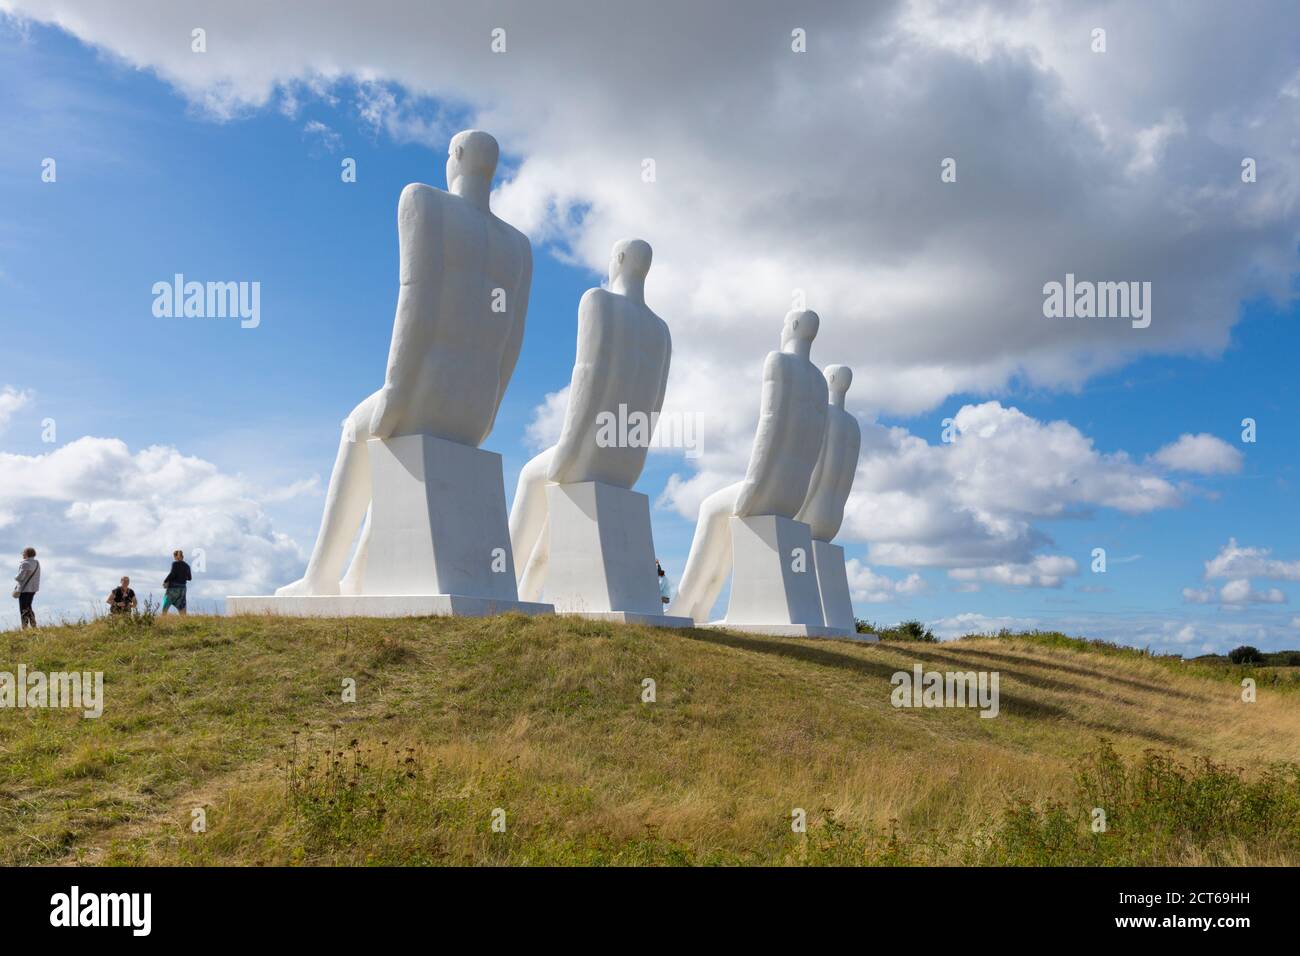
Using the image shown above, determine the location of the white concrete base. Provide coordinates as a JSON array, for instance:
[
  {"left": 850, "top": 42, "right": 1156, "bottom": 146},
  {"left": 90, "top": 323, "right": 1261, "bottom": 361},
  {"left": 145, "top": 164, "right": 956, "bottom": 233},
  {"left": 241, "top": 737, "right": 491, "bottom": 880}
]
[
  {"left": 543, "top": 481, "right": 666, "bottom": 617},
  {"left": 225, "top": 594, "right": 553, "bottom": 618},
  {"left": 365, "top": 434, "right": 522, "bottom": 601},
  {"left": 563, "top": 610, "right": 696, "bottom": 628},
  {"left": 723, "top": 514, "right": 827, "bottom": 629},
  {"left": 812, "top": 540, "right": 856, "bottom": 633}
]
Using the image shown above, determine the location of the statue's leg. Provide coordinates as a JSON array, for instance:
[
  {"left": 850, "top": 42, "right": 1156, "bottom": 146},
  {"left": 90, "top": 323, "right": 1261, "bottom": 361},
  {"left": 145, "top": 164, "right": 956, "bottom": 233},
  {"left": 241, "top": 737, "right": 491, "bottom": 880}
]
[
  {"left": 668, "top": 482, "right": 741, "bottom": 622},
  {"left": 516, "top": 513, "right": 550, "bottom": 602},
  {"left": 276, "top": 395, "right": 378, "bottom": 596},
  {"left": 508, "top": 447, "right": 555, "bottom": 591},
  {"left": 339, "top": 504, "right": 372, "bottom": 595}
]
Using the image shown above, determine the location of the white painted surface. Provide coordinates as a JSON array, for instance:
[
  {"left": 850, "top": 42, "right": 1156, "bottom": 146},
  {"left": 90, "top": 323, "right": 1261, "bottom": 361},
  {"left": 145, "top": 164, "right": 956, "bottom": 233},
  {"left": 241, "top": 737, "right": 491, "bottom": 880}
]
[
  {"left": 509, "top": 239, "right": 672, "bottom": 599},
  {"left": 276, "top": 129, "right": 532, "bottom": 597},
  {"left": 226, "top": 594, "right": 552, "bottom": 618},
  {"left": 796, "top": 365, "right": 861, "bottom": 542},
  {"left": 670, "top": 311, "right": 828, "bottom": 623},
  {"left": 734, "top": 311, "right": 829, "bottom": 518},
  {"left": 812, "top": 539, "right": 856, "bottom": 634},
  {"left": 363, "top": 435, "right": 522, "bottom": 601},
  {"left": 723, "top": 515, "right": 825, "bottom": 628},
  {"left": 665, "top": 482, "right": 740, "bottom": 622},
  {"left": 537, "top": 481, "right": 665, "bottom": 615}
]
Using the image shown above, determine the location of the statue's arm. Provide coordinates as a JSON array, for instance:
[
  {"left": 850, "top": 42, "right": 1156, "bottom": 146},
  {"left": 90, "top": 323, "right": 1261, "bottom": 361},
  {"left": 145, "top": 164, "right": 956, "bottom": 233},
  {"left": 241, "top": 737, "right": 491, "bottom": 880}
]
[
  {"left": 371, "top": 184, "right": 443, "bottom": 438},
  {"left": 796, "top": 423, "right": 831, "bottom": 524},
  {"left": 548, "top": 289, "right": 611, "bottom": 483},
  {"left": 649, "top": 316, "right": 671, "bottom": 418},
  {"left": 482, "top": 232, "right": 533, "bottom": 443},
  {"left": 734, "top": 352, "right": 788, "bottom": 516},
  {"left": 835, "top": 420, "right": 863, "bottom": 513}
]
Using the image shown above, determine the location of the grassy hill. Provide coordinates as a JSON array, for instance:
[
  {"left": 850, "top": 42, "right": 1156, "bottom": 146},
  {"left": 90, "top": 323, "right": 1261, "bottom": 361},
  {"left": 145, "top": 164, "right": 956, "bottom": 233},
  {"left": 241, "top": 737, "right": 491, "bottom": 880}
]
[{"left": 2, "top": 613, "right": 1298, "bottom": 866}]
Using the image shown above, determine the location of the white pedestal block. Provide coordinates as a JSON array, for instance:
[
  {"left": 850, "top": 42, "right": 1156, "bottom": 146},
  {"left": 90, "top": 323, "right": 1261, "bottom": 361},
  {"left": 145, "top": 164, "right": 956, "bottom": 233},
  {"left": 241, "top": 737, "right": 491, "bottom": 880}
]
[
  {"left": 364, "top": 434, "right": 523, "bottom": 601},
  {"left": 544, "top": 482, "right": 694, "bottom": 628},
  {"left": 722, "top": 515, "right": 831, "bottom": 635},
  {"left": 227, "top": 434, "right": 553, "bottom": 618},
  {"left": 225, "top": 594, "right": 553, "bottom": 618},
  {"left": 812, "top": 540, "right": 856, "bottom": 636}
]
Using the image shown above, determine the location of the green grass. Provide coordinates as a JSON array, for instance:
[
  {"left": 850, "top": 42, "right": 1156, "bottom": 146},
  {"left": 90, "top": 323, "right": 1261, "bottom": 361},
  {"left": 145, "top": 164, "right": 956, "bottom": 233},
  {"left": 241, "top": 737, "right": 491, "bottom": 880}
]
[
  {"left": 968, "top": 628, "right": 1300, "bottom": 687},
  {"left": 1, "top": 614, "right": 1297, "bottom": 865}
]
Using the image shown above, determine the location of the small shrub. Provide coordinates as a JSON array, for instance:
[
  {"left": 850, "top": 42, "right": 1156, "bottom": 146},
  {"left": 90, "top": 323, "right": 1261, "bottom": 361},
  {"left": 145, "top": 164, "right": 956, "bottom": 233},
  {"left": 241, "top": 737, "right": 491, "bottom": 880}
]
[
  {"left": 1228, "top": 645, "right": 1265, "bottom": 665},
  {"left": 973, "top": 741, "right": 1300, "bottom": 865},
  {"left": 105, "top": 595, "right": 158, "bottom": 630},
  {"left": 857, "top": 619, "right": 937, "bottom": 642}
]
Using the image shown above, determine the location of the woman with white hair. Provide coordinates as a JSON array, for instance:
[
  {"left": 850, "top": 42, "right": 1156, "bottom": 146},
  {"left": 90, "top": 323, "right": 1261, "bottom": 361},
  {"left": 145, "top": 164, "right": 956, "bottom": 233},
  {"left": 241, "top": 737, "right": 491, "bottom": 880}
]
[{"left": 13, "top": 547, "right": 40, "bottom": 629}]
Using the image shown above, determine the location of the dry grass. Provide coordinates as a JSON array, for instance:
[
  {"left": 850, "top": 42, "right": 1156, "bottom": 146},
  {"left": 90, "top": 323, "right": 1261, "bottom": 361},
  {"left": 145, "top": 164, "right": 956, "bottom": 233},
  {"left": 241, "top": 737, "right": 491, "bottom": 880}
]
[{"left": 0, "top": 613, "right": 1296, "bottom": 865}]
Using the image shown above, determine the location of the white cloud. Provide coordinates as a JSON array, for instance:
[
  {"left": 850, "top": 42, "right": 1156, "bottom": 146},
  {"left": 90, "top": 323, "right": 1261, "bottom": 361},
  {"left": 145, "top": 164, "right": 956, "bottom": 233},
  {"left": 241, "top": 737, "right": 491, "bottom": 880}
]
[
  {"left": 835, "top": 401, "right": 1176, "bottom": 575},
  {"left": 5, "top": 1, "right": 1298, "bottom": 612},
  {"left": 1151, "top": 433, "right": 1243, "bottom": 474},
  {"left": 302, "top": 118, "right": 341, "bottom": 153},
  {"left": 524, "top": 386, "right": 569, "bottom": 451},
  {"left": 1126, "top": 111, "right": 1187, "bottom": 176},
  {"left": 1183, "top": 578, "right": 1287, "bottom": 607},
  {"left": 1218, "top": 578, "right": 1286, "bottom": 605},
  {"left": 651, "top": 399, "right": 1182, "bottom": 590},
  {"left": 0, "top": 385, "right": 32, "bottom": 432},
  {"left": 3, "top": 0, "right": 1296, "bottom": 430},
  {"left": 0, "top": 435, "right": 303, "bottom": 625},
  {"left": 844, "top": 559, "right": 925, "bottom": 603},
  {"left": 929, "top": 612, "right": 1040, "bottom": 641},
  {"left": 948, "top": 554, "right": 1079, "bottom": 589},
  {"left": 1204, "top": 538, "right": 1300, "bottom": 581}
]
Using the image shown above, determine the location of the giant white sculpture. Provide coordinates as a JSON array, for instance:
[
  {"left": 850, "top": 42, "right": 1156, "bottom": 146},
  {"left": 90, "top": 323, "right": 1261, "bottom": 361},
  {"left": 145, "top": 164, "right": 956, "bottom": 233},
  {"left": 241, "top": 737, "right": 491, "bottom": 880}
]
[
  {"left": 228, "top": 130, "right": 552, "bottom": 618},
  {"left": 795, "top": 365, "right": 866, "bottom": 637},
  {"left": 509, "top": 239, "right": 692, "bottom": 627},
  {"left": 668, "top": 310, "right": 838, "bottom": 635}
]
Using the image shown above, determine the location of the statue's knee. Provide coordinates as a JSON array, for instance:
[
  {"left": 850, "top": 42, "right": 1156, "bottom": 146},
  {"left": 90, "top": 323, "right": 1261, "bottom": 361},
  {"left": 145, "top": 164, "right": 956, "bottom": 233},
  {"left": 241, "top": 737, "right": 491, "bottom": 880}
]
[{"left": 342, "top": 403, "right": 373, "bottom": 444}]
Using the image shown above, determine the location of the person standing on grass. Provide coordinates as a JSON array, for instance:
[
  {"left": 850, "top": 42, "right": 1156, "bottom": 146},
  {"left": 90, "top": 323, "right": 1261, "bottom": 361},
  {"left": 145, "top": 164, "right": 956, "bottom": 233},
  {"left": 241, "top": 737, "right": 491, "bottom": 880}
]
[
  {"left": 107, "top": 576, "right": 138, "bottom": 615},
  {"left": 14, "top": 547, "right": 40, "bottom": 629},
  {"left": 656, "top": 559, "right": 673, "bottom": 606},
  {"left": 161, "top": 550, "right": 192, "bottom": 616}
]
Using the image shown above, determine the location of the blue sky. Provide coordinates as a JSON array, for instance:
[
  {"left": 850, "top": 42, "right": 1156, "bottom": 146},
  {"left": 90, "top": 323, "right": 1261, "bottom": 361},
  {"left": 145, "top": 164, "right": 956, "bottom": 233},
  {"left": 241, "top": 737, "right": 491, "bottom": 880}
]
[{"left": 1, "top": 6, "right": 1297, "bottom": 651}]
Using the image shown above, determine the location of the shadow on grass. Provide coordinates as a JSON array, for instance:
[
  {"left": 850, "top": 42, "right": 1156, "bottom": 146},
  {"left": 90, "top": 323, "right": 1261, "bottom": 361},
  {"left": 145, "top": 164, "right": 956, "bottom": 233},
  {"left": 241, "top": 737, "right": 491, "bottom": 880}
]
[{"left": 678, "top": 627, "right": 1072, "bottom": 722}]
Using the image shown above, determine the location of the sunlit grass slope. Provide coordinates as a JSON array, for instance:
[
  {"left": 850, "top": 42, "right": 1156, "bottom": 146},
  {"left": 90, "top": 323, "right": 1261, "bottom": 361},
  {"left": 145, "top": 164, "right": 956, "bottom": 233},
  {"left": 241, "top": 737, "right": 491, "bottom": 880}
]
[{"left": 1, "top": 614, "right": 1296, "bottom": 865}]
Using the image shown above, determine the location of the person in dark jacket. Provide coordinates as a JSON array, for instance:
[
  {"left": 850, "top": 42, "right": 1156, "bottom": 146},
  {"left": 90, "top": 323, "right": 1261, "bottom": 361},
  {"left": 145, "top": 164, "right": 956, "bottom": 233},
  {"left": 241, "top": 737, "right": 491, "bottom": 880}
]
[
  {"left": 106, "top": 576, "right": 138, "bottom": 614},
  {"left": 161, "top": 550, "right": 192, "bottom": 616}
]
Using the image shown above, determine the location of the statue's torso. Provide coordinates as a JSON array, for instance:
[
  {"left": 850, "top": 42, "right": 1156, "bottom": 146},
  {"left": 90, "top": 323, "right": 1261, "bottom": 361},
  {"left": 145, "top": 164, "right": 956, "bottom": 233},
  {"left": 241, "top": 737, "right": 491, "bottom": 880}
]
[
  {"left": 735, "top": 352, "right": 829, "bottom": 518},
  {"left": 391, "top": 186, "right": 531, "bottom": 444},
  {"left": 797, "top": 405, "right": 862, "bottom": 540},
  {"left": 549, "top": 289, "right": 671, "bottom": 487}
]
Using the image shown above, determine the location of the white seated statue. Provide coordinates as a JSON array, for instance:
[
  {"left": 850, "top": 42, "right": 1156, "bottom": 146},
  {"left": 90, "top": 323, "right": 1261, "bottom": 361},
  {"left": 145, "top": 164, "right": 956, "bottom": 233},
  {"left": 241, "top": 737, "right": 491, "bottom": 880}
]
[
  {"left": 246, "top": 130, "right": 547, "bottom": 617},
  {"left": 668, "top": 310, "right": 830, "bottom": 633},
  {"left": 795, "top": 365, "right": 864, "bottom": 635},
  {"left": 508, "top": 240, "right": 687, "bottom": 624}
]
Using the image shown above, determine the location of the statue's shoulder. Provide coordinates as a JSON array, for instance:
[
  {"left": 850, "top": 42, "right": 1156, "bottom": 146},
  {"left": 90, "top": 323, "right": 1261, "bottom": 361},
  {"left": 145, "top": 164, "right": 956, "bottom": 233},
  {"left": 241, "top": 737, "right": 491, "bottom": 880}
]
[
  {"left": 763, "top": 350, "right": 804, "bottom": 380},
  {"left": 830, "top": 405, "right": 859, "bottom": 432},
  {"left": 581, "top": 287, "right": 614, "bottom": 307},
  {"left": 641, "top": 303, "right": 668, "bottom": 332},
  {"left": 490, "top": 213, "right": 532, "bottom": 251}
]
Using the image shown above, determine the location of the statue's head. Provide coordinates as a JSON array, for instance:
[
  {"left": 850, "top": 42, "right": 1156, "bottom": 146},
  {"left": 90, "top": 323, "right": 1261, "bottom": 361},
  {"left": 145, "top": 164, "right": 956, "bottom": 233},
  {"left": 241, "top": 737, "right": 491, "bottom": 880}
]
[
  {"left": 609, "top": 238, "right": 652, "bottom": 287},
  {"left": 780, "top": 309, "right": 820, "bottom": 351},
  {"left": 446, "top": 130, "right": 499, "bottom": 191},
  {"left": 824, "top": 364, "right": 852, "bottom": 405}
]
